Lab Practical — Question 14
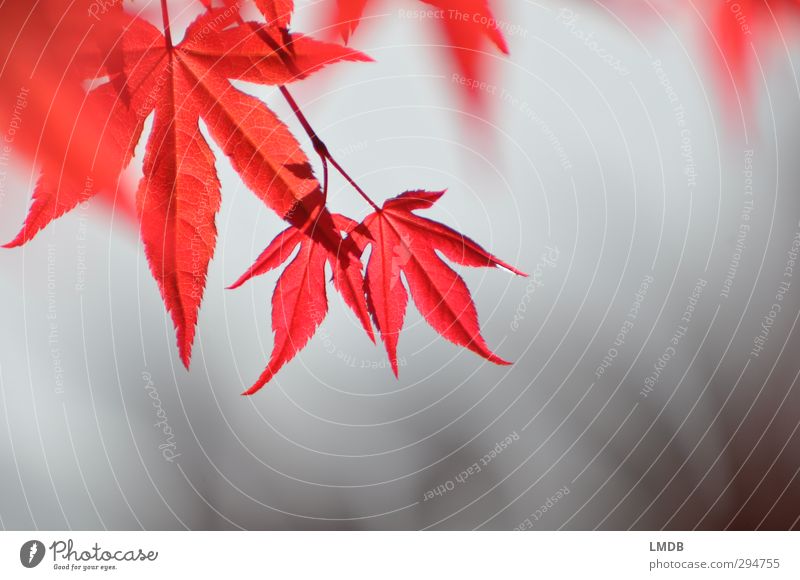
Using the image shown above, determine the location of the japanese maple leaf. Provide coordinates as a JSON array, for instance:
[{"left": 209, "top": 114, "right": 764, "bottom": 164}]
[
  {"left": 328, "top": 0, "right": 508, "bottom": 109},
  {"left": 8, "top": 7, "right": 369, "bottom": 367},
  {"left": 353, "top": 190, "right": 525, "bottom": 375},
  {"left": 229, "top": 216, "right": 374, "bottom": 395}
]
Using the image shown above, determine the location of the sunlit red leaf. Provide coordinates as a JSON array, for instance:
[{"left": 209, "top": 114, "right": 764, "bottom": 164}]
[
  {"left": 230, "top": 216, "right": 373, "bottom": 394},
  {"left": 327, "top": 0, "right": 508, "bottom": 110},
  {"left": 353, "top": 190, "right": 524, "bottom": 376}
]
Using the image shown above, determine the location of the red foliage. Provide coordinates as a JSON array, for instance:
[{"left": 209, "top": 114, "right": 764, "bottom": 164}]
[
  {"left": 3, "top": 0, "right": 523, "bottom": 394},
  {"left": 7, "top": 4, "right": 367, "bottom": 367}
]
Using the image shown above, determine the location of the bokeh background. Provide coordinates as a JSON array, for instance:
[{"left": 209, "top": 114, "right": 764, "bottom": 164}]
[{"left": 1, "top": 0, "right": 800, "bottom": 530}]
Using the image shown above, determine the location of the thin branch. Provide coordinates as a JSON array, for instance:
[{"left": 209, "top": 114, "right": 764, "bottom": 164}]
[
  {"left": 160, "top": 0, "right": 173, "bottom": 48},
  {"left": 321, "top": 155, "right": 329, "bottom": 201},
  {"left": 234, "top": 13, "right": 381, "bottom": 211},
  {"left": 279, "top": 87, "right": 378, "bottom": 211}
]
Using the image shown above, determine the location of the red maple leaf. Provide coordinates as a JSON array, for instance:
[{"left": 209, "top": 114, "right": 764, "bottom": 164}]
[
  {"left": 4, "top": 1, "right": 526, "bottom": 395},
  {"left": 328, "top": 0, "right": 508, "bottom": 109},
  {"left": 229, "top": 216, "right": 374, "bottom": 395},
  {"left": 7, "top": 6, "right": 369, "bottom": 367},
  {"left": 352, "top": 190, "right": 525, "bottom": 376}
]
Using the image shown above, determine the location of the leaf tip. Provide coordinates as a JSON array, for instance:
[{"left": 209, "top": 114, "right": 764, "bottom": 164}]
[
  {"left": 484, "top": 350, "right": 512, "bottom": 367},
  {"left": 497, "top": 262, "right": 527, "bottom": 277},
  {"left": 178, "top": 347, "right": 192, "bottom": 370},
  {"left": 243, "top": 365, "right": 276, "bottom": 396},
  {"left": 242, "top": 375, "right": 267, "bottom": 396},
  {"left": 3, "top": 225, "right": 33, "bottom": 249}
]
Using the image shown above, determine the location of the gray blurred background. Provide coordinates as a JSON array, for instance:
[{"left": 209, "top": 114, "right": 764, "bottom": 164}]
[{"left": 1, "top": 0, "right": 799, "bottom": 530}]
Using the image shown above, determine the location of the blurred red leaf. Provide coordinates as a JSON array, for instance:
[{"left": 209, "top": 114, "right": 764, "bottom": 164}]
[
  {"left": 0, "top": 1, "right": 135, "bottom": 220},
  {"left": 328, "top": 0, "right": 508, "bottom": 110},
  {"left": 712, "top": 0, "right": 758, "bottom": 115},
  {"left": 709, "top": 0, "right": 799, "bottom": 117}
]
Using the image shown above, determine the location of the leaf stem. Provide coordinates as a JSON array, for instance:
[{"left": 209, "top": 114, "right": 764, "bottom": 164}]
[
  {"left": 278, "top": 87, "right": 379, "bottom": 211},
  {"left": 232, "top": 12, "right": 380, "bottom": 212},
  {"left": 160, "top": 0, "right": 173, "bottom": 48},
  {"left": 321, "top": 152, "right": 329, "bottom": 200},
  {"left": 325, "top": 149, "right": 379, "bottom": 211}
]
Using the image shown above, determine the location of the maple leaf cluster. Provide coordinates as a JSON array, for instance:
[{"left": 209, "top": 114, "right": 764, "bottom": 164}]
[{"left": 0, "top": 0, "right": 523, "bottom": 395}]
